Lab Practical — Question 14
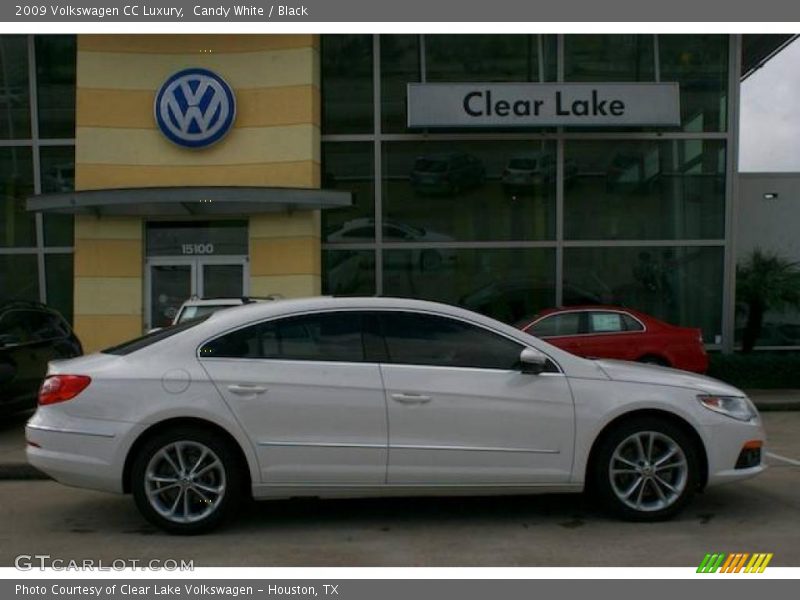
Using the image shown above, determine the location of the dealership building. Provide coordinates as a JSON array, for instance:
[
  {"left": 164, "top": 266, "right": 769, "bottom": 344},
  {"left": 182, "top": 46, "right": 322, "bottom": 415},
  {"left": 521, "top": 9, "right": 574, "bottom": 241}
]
[{"left": 0, "top": 34, "right": 795, "bottom": 352}]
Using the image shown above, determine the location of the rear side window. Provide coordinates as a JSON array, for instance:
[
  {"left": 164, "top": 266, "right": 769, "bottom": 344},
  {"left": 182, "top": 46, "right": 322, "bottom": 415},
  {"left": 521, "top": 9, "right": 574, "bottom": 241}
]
[
  {"left": 200, "top": 312, "right": 365, "bottom": 362},
  {"left": 103, "top": 316, "right": 209, "bottom": 356},
  {"left": 589, "top": 312, "right": 624, "bottom": 333},
  {"left": 379, "top": 312, "right": 523, "bottom": 370},
  {"left": 622, "top": 314, "right": 645, "bottom": 331}
]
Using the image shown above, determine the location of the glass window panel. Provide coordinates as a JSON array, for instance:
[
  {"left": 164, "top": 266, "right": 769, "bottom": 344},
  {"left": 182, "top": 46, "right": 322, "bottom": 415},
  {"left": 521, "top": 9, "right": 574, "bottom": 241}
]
[
  {"left": 380, "top": 311, "right": 523, "bottom": 370},
  {"left": 426, "top": 35, "right": 555, "bottom": 83},
  {"left": 659, "top": 34, "right": 728, "bottom": 132},
  {"left": 0, "top": 36, "right": 31, "bottom": 139},
  {"left": 380, "top": 34, "right": 419, "bottom": 133},
  {"left": 44, "top": 253, "right": 72, "bottom": 323},
  {"left": 321, "top": 35, "right": 373, "bottom": 134},
  {"left": 35, "top": 35, "right": 76, "bottom": 139},
  {"left": 384, "top": 141, "right": 556, "bottom": 242},
  {"left": 565, "top": 35, "right": 655, "bottom": 82},
  {"left": 564, "top": 246, "right": 723, "bottom": 341},
  {"left": 322, "top": 249, "right": 376, "bottom": 296},
  {"left": 0, "top": 254, "right": 38, "bottom": 302},
  {"left": 564, "top": 140, "right": 726, "bottom": 240},
  {"left": 40, "top": 145, "right": 75, "bottom": 246},
  {"left": 322, "top": 142, "right": 375, "bottom": 242},
  {"left": 383, "top": 247, "right": 555, "bottom": 325},
  {"left": 0, "top": 147, "right": 35, "bottom": 247},
  {"left": 735, "top": 307, "right": 800, "bottom": 348}
]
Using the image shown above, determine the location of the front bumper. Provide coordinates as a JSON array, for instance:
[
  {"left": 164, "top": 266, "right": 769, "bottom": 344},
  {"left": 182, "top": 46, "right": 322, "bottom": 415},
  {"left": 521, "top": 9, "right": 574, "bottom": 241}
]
[{"left": 704, "top": 415, "right": 767, "bottom": 487}]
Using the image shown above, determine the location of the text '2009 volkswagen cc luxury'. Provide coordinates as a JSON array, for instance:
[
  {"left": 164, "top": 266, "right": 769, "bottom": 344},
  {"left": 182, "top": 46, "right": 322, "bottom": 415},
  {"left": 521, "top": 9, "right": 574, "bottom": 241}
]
[{"left": 27, "top": 297, "right": 765, "bottom": 533}]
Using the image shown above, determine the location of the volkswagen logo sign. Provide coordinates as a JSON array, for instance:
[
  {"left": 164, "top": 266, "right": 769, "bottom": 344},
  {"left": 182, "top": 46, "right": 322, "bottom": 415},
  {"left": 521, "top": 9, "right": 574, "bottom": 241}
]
[{"left": 154, "top": 68, "right": 236, "bottom": 149}]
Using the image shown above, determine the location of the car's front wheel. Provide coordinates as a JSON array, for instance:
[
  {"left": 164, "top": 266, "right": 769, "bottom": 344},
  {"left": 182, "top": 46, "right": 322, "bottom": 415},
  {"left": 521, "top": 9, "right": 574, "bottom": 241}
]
[
  {"left": 591, "top": 417, "right": 699, "bottom": 521},
  {"left": 131, "top": 427, "right": 243, "bottom": 534}
]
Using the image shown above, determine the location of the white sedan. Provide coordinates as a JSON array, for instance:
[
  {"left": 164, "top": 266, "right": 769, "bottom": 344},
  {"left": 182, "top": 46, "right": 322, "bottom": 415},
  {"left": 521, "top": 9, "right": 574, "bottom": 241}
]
[{"left": 26, "top": 297, "right": 765, "bottom": 533}]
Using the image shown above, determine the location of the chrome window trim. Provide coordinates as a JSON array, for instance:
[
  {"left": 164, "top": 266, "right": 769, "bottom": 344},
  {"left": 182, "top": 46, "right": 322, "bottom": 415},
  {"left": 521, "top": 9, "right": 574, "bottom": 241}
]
[{"left": 257, "top": 440, "right": 560, "bottom": 454}]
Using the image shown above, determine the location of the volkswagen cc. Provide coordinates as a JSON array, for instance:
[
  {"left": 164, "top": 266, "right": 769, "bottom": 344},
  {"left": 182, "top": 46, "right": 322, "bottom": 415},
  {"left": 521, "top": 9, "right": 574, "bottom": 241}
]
[{"left": 26, "top": 297, "right": 765, "bottom": 533}]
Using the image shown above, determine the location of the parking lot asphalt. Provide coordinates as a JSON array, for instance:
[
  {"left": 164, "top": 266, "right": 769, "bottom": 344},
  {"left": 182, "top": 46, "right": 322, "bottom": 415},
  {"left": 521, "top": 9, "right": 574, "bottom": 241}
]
[{"left": 0, "top": 412, "right": 798, "bottom": 567}]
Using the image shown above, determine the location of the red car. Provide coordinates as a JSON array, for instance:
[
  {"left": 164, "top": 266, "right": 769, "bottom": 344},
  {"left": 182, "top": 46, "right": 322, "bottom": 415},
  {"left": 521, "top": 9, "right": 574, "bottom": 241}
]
[{"left": 517, "top": 306, "right": 709, "bottom": 373}]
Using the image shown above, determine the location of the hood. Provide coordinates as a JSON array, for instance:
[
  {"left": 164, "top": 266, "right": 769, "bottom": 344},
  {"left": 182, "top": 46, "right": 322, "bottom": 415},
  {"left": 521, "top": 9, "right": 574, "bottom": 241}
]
[{"left": 593, "top": 359, "right": 745, "bottom": 396}]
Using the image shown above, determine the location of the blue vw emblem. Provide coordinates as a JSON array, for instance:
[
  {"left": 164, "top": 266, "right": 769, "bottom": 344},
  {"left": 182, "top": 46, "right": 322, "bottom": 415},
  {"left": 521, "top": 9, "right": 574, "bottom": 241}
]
[{"left": 154, "top": 68, "right": 236, "bottom": 148}]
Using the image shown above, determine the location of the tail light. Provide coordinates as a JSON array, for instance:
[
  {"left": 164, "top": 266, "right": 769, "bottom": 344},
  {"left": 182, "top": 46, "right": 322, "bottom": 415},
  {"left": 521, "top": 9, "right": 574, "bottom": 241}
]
[{"left": 39, "top": 375, "right": 91, "bottom": 406}]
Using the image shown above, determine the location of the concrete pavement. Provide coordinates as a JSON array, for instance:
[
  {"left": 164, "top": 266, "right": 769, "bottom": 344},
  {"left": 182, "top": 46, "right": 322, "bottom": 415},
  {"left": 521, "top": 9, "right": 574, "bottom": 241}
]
[{"left": 0, "top": 411, "right": 798, "bottom": 566}]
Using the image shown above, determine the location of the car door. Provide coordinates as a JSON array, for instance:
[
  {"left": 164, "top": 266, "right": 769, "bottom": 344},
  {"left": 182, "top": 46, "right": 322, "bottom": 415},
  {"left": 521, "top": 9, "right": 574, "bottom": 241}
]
[
  {"left": 199, "top": 311, "right": 388, "bottom": 485},
  {"left": 377, "top": 311, "right": 575, "bottom": 485},
  {"left": 579, "top": 311, "right": 643, "bottom": 360}
]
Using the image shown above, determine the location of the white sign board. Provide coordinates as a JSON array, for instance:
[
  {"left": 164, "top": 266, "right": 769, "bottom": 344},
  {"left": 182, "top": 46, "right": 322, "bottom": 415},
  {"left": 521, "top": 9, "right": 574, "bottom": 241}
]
[{"left": 407, "top": 82, "right": 681, "bottom": 128}]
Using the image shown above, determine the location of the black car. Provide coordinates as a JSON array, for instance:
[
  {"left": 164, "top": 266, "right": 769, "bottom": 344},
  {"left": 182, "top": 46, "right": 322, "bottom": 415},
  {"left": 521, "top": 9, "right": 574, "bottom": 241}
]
[{"left": 0, "top": 302, "right": 82, "bottom": 415}]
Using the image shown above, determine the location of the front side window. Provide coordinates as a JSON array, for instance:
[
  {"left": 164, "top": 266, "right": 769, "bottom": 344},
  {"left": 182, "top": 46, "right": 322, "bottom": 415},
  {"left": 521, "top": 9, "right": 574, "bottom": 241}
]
[
  {"left": 529, "top": 312, "right": 584, "bottom": 338},
  {"left": 200, "top": 312, "right": 365, "bottom": 362},
  {"left": 379, "top": 312, "right": 523, "bottom": 370}
]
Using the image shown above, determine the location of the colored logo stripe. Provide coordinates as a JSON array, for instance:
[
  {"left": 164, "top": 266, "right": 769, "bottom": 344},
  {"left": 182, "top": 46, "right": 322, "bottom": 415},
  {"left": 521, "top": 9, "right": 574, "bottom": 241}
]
[{"left": 697, "top": 553, "right": 772, "bottom": 573}]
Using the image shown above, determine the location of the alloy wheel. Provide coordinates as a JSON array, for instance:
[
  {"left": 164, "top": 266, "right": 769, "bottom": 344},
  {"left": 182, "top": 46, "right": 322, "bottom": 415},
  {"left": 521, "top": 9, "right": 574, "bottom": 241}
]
[
  {"left": 144, "top": 440, "right": 227, "bottom": 524},
  {"left": 608, "top": 430, "right": 688, "bottom": 512}
]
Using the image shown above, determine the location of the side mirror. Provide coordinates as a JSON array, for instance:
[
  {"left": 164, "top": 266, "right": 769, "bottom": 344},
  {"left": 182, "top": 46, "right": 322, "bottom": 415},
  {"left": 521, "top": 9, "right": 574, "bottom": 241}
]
[{"left": 519, "top": 347, "right": 549, "bottom": 375}]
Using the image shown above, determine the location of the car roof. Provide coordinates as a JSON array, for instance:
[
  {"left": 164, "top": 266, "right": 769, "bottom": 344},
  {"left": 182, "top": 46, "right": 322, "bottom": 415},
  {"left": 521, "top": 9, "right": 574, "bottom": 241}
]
[
  {"left": 125, "top": 296, "right": 608, "bottom": 381},
  {"left": 192, "top": 296, "right": 539, "bottom": 338}
]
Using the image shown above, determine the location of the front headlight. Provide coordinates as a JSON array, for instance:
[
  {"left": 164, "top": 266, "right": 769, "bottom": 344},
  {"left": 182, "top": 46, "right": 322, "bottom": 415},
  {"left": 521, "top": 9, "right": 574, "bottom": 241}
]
[{"left": 697, "top": 394, "right": 758, "bottom": 422}]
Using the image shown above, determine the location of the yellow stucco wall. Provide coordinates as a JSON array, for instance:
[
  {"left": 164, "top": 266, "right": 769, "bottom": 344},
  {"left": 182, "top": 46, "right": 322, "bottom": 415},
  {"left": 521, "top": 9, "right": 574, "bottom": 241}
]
[{"left": 74, "top": 35, "right": 321, "bottom": 351}]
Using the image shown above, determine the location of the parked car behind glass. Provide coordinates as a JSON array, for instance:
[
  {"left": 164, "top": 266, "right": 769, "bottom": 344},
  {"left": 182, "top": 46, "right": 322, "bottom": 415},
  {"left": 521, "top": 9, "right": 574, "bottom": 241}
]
[
  {"left": 410, "top": 153, "right": 485, "bottom": 195},
  {"left": 0, "top": 301, "right": 82, "bottom": 415},
  {"left": 518, "top": 306, "right": 708, "bottom": 373}
]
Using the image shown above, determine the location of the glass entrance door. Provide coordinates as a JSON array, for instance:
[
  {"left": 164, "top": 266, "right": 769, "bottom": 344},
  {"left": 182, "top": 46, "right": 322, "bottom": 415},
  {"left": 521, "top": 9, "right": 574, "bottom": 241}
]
[{"left": 146, "top": 257, "right": 248, "bottom": 329}]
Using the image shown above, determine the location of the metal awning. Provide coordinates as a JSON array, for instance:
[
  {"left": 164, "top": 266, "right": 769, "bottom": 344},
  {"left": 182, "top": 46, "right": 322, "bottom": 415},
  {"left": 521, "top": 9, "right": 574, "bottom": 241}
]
[{"left": 27, "top": 186, "right": 351, "bottom": 216}]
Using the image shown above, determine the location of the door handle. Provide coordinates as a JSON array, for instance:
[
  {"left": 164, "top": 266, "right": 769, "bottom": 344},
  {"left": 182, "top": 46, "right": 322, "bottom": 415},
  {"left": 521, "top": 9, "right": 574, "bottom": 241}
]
[
  {"left": 227, "top": 384, "right": 268, "bottom": 396},
  {"left": 391, "top": 393, "right": 432, "bottom": 404}
]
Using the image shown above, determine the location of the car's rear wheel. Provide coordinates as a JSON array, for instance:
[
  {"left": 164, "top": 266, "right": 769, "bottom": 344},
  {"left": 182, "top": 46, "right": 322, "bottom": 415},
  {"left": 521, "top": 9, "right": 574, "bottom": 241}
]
[
  {"left": 131, "top": 427, "right": 242, "bottom": 534},
  {"left": 591, "top": 417, "right": 699, "bottom": 521}
]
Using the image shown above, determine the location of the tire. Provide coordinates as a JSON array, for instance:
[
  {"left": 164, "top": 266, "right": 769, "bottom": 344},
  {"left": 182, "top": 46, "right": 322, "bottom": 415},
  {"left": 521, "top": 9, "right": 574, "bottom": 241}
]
[
  {"left": 131, "top": 427, "right": 244, "bottom": 534},
  {"left": 637, "top": 355, "right": 670, "bottom": 367},
  {"left": 590, "top": 417, "right": 699, "bottom": 521}
]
